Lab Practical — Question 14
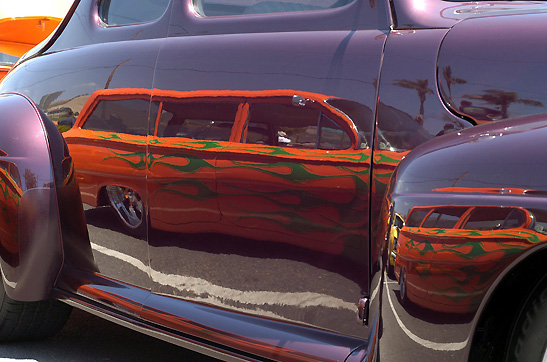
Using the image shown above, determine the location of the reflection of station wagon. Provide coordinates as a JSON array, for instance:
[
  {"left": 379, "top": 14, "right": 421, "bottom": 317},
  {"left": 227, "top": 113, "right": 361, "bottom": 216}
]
[
  {"left": 4, "top": 0, "right": 547, "bottom": 360},
  {"left": 64, "top": 88, "right": 369, "bottom": 249},
  {"left": 394, "top": 205, "right": 545, "bottom": 313}
]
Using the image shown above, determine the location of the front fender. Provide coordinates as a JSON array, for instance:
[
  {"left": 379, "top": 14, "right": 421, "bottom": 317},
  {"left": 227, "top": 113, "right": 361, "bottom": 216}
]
[
  {"left": 379, "top": 114, "right": 547, "bottom": 361},
  {"left": 0, "top": 93, "right": 73, "bottom": 301}
]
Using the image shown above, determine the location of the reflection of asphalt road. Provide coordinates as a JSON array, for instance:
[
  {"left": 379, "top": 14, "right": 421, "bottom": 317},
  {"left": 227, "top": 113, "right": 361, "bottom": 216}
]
[
  {"left": 380, "top": 275, "right": 472, "bottom": 362},
  {"left": 0, "top": 308, "right": 219, "bottom": 362},
  {"left": 0, "top": 205, "right": 218, "bottom": 361},
  {"left": 85, "top": 205, "right": 366, "bottom": 337}
]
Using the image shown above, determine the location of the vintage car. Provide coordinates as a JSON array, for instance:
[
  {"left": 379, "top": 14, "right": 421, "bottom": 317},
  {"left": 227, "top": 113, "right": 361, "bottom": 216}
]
[{"left": 1, "top": 0, "right": 547, "bottom": 361}]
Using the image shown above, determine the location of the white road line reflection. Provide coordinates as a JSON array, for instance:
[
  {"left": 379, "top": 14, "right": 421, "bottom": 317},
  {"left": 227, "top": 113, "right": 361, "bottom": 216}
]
[
  {"left": 384, "top": 277, "right": 468, "bottom": 351},
  {"left": 91, "top": 242, "right": 356, "bottom": 312}
]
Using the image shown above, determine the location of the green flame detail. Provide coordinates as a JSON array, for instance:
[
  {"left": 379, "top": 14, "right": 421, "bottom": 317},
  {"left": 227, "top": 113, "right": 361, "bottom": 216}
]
[{"left": 103, "top": 150, "right": 147, "bottom": 170}]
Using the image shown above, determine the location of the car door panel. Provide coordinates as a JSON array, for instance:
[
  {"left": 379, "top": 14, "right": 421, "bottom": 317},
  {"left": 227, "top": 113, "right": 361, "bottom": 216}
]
[{"left": 147, "top": 28, "right": 384, "bottom": 339}]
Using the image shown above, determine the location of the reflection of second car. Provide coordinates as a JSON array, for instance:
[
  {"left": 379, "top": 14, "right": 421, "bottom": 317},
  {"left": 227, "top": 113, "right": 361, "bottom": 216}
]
[{"left": 393, "top": 204, "right": 547, "bottom": 313}]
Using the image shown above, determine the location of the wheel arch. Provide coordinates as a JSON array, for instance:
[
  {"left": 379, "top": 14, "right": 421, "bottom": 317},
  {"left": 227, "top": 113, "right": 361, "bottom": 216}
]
[
  {"left": 0, "top": 92, "right": 92, "bottom": 301},
  {"left": 0, "top": 93, "right": 64, "bottom": 301},
  {"left": 469, "top": 243, "right": 547, "bottom": 361}
]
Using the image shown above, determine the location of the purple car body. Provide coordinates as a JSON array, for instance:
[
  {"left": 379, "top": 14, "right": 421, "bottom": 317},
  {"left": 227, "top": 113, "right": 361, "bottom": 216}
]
[{"left": 0, "top": 0, "right": 547, "bottom": 360}]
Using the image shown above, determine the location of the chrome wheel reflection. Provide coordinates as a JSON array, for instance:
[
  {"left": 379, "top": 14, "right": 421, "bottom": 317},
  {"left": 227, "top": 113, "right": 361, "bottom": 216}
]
[{"left": 106, "top": 185, "right": 144, "bottom": 230}]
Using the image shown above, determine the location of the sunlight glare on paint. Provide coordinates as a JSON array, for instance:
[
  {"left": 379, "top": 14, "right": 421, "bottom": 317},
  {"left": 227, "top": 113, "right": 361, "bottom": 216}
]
[
  {"left": 0, "top": 0, "right": 73, "bottom": 18},
  {"left": 411, "top": 0, "right": 427, "bottom": 11}
]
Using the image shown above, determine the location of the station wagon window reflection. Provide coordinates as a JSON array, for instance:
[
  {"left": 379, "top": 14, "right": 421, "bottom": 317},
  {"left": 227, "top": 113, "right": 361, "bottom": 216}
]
[
  {"left": 195, "top": 0, "right": 353, "bottom": 17},
  {"left": 463, "top": 208, "right": 526, "bottom": 230},
  {"left": 318, "top": 116, "right": 352, "bottom": 150},
  {"left": 82, "top": 98, "right": 150, "bottom": 136},
  {"left": 156, "top": 102, "right": 238, "bottom": 141},
  {"left": 326, "top": 98, "right": 372, "bottom": 149},
  {"left": 421, "top": 207, "right": 466, "bottom": 229},
  {"left": 406, "top": 208, "right": 429, "bottom": 227},
  {"left": 245, "top": 102, "right": 351, "bottom": 150},
  {"left": 99, "top": 0, "right": 170, "bottom": 26},
  {"left": 248, "top": 103, "right": 317, "bottom": 148}
]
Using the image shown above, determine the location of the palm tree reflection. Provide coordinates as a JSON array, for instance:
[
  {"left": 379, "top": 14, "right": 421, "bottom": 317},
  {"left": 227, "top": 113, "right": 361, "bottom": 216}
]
[
  {"left": 441, "top": 66, "right": 467, "bottom": 99},
  {"left": 393, "top": 79, "right": 433, "bottom": 125},
  {"left": 463, "top": 89, "right": 543, "bottom": 120}
]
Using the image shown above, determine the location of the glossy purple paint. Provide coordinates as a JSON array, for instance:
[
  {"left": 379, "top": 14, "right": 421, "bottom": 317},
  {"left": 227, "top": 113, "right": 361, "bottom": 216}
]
[
  {"left": 392, "top": 0, "right": 547, "bottom": 29},
  {"left": 1, "top": 0, "right": 547, "bottom": 360},
  {"left": 438, "top": 12, "right": 547, "bottom": 124},
  {"left": 394, "top": 114, "right": 547, "bottom": 195},
  {"left": 382, "top": 113, "right": 547, "bottom": 360},
  {"left": 55, "top": 267, "right": 371, "bottom": 362},
  {"left": 0, "top": 93, "right": 63, "bottom": 301},
  {"left": 2, "top": 0, "right": 386, "bottom": 358}
]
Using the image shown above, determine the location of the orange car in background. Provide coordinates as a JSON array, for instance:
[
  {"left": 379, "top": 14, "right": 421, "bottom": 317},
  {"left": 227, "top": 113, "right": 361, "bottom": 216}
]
[{"left": 0, "top": 16, "right": 61, "bottom": 80}]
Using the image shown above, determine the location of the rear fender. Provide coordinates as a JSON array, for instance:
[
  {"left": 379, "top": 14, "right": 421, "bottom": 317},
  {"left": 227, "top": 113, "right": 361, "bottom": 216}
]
[{"left": 0, "top": 92, "right": 72, "bottom": 301}]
